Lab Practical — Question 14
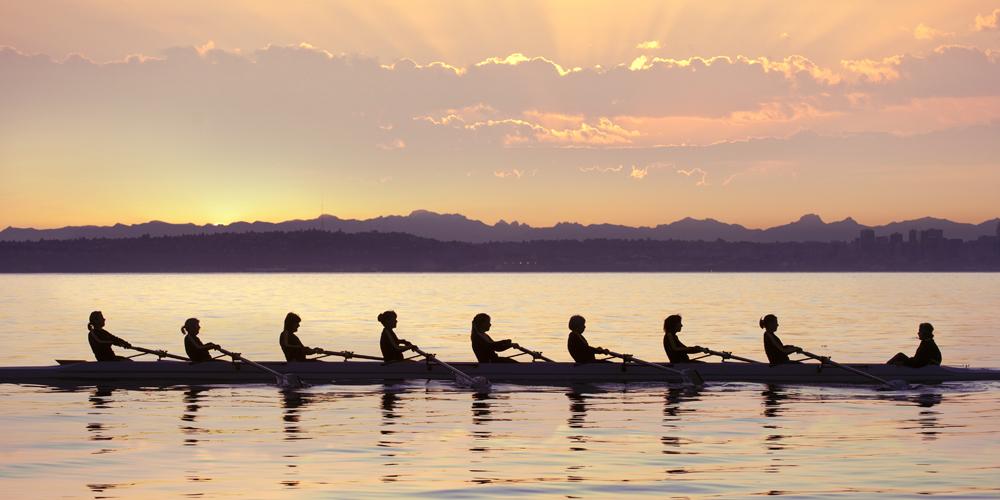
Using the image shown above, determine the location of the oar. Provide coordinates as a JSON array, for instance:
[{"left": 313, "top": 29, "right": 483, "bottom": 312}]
[
  {"left": 215, "top": 347, "right": 304, "bottom": 388},
  {"left": 797, "top": 349, "right": 908, "bottom": 390},
  {"left": 601, "top": 349, "right": 705, "bottom": 386},
  {"left": 510, "top": 343, "right": 555, "bottom": 362},
  {"left": 407, "top": 344, "right": 490, "bottom": 392},
  {"left": 128, "top": 345, "right": 191, "bottom": 361},
  {"left": 315, "top": 349, "right": 384, "bottom": 361},
  {"left": 700, "top": 348, "right": 762, "bottom": 364}
]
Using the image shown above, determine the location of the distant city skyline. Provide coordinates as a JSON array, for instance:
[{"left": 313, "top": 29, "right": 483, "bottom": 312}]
[{"left": 2, "top": 1, "right": 999, "bottom": 229}]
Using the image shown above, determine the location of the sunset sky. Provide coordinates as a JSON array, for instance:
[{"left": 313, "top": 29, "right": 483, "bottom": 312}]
[{"left": 2, "top": 1, "right": 999, "bottom": 229}]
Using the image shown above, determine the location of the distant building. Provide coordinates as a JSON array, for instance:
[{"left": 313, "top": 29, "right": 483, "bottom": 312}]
[
  {"left": 921, "top": 228, "right": 944, "bottom": 242},
  {"left": 908, "top": 229, "right": 918, "bottom": 244},
  {"left": 860, "top": 229, "right": 875, "bottom": 242}
]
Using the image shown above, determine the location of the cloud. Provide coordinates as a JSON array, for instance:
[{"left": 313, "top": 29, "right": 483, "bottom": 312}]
[
  {"left": 779, "top": 32, "right": 791, "bottom": 40},
  {"left": 629, "top": 165, "right": 648, "bottom": 179},
  {"left": 376, "top": 139, "right": 406, "bottom": 150},
  {"left": 676, "top": 167, "right": 709, "bottom": 186},
  {"left": 579, "top": 165, "right": 624, "bottom": 173},
  {"left": 493, "top": 169, "right": 524, "bottom": 179},
  {"left": 913, "top": 23, "right": 952, "bottom": 40},
  {"left": 974, "top": 9, "right": 1000, "bottom": 31},
  {"left": 635, "top": 40, "right": 661, "bottom": 50}
]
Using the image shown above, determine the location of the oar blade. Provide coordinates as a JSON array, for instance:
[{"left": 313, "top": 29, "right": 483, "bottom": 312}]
[
  {"left": 878, "top": 379, "right": 911, "bottom": 391},
  {"left": 277, "top": 373, "right": 306, "bottom": 389},
  {"left": 455, "top": 374, "right": 491, "bottom": 393},
  {"left": 681, "top": 369, "right": 705, "bottom": 386}
]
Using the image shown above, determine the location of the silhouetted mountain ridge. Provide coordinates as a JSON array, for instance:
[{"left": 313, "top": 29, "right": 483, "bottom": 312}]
[{"left": 2, "top": 211, "right": 997, "bottom": 243}]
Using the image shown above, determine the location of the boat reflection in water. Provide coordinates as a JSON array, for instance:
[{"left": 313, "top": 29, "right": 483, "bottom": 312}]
[
  {"left": 281, "top": 389, "right": 312, "bottom": 441},
  {"left": 87, "top": 386, "right": 116, "bottom": 444},
  {"left": 883, "top": 391, "right": 947, "bottom": 441},
  {"left": 662, "top": 386, "right": 701, "bottom": 456},
  {"left": 761, "top": 384, "right": 792, "bottom": 479},
  {"left": 180, "top": 387, "right": 210, "bottom": 447},
  {"left": 379, "top": 383, "right": 406, "bottom": 484}
]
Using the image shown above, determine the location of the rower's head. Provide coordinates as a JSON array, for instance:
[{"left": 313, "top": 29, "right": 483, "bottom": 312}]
[
  {"left": 760, "top": 314, "right": 778, "bottom": 332},
  {"left": 568, "top": 315, "right": 586, "bottom": 333},
  {"left": 472, "top": 313, "right": 491, "bottom": 333},
  {"left": 918, "top": 322, "right": 934, "bottom": 340},
  {"left": 88, "top": 311, "right": 105, "bottom": 330},
  {"left": 378, "top": 310, "right": 398, "bottom": 329},
  {"left": 284, "top": 312, "right": 301, "bottom": 333},
  {"left": 664, "top": 314, "right": 683, "bottom": 334},
  {"left": 182, "top": 317, "right": 201, "bottom": 336}
]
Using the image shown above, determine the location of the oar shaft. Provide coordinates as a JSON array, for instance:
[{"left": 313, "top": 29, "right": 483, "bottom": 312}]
[
  {"left": 702, "top": 348, "right": 761, "bottom": 364},
  {"left": 216, "top": 347, "right": 285, "bottom": 379},
  {"left": 602, "top": 349, "right": 685, "bottom": 376},
  {"left": 513, "top": 344, "right": 555, "bottom": 362},
  {"left": 130, "top": 346, "right": 191, "bottom": 362},
  {"left": 798, "top": 350, "right": 891, "bottom": 385}
]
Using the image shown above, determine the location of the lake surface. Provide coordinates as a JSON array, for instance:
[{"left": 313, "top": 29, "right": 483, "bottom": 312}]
[{"left": 1, "top": 273, "right": 998, "bottom": 498}]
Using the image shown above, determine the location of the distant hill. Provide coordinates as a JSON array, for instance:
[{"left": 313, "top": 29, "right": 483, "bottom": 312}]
[{"left": 2, "top": 211, "right": 997, "bottom": 243}]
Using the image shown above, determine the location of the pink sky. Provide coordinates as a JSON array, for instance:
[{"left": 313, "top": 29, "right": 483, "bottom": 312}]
[{"left": 1, "top": 1, "right": 999, "bottom": 228}]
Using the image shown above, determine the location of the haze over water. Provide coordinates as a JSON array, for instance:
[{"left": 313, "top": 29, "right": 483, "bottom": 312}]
[{"left": 1, "top": 273, "right": 998, "bottom": 498}]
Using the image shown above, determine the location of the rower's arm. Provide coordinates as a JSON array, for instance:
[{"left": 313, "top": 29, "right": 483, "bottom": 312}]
[
  {"left": 90, "top": 330, "right": 131, "bottom": 348},
  {"left": 666, "top": 334, "right": 702, "bottom": 354},
  {"left": 280, "top": 333, "right": 316, "bottom": 356},
  {"left": 493, "top": 338, "right": 513, "bottom": 352},
  {"left": 765, "top": 333, "right": 796, "bottom": 354}
]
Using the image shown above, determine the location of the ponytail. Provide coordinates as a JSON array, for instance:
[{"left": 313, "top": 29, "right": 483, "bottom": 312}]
[
  {"left": 759, "top": 314, "right": 777, "bottom": 329},
  {"left": 88, "top": 311, "right": 103, "bottom": 332},
  {"left": 377, "top": 310, "right": 396, "bottom": 327}
]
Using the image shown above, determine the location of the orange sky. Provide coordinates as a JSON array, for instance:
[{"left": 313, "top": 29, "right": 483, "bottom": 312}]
[{"left": 1, "top": 1, "right": 999, "bottom": 229}]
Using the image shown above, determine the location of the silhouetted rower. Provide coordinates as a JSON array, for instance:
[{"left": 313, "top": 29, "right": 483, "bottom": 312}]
[
  {"left": 662, "top": 314, "right": 704, "bottom": 363},
  {"left": 887, "top": 322, "right": 942, "bottom": 368},
  {"left": 182, "top": 318, "right": 219, "bottom": 363},
  {"left": 279, "top": 312, "right": 321, "bottom": 362},
  {"left": 87, "top": 311, "right": 132, "bottom": 361},
  {"left": 470, "top": 313, "right": 517, "bottom": 363},
  {"left": 566, "top": 315, "right": 608, "bottom": 363},
  {"left": 760, "top": 314, "right": 800, "bottom": 365},
  {"left": 378, "top": 310, "right": 412, "bottom": 362}
]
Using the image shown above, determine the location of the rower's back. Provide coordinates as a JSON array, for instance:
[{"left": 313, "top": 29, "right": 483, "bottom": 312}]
[
  {"left": 87, "top": 311, "right": 129, "bottom": 362},
  {"left": 760, "top": 315, "right": 791, "bottom": 365},
  {"left": 279, "top": 312, "right": 308, "bottom": 362},
  {"left": 567, "top": 315, "right": 599, "bottom": 363},
  {"left": 470, "top": 313, "right": 515, "bottom": 363}
]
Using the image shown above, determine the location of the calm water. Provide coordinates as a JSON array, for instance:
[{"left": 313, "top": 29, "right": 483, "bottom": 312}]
[{"left": 1, "top": 273, "right": 998, "bottom": 498}]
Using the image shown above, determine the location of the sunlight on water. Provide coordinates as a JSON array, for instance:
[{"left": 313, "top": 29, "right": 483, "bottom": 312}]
[{"left": 0, "top": 273, "right": 998, "bottom": 497}]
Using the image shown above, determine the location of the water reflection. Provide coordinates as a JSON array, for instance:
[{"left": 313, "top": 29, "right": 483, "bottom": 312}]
[
  {"left": 469, "top": 392, "right": 499, "bottom": 484},
  {"left": 281, "top": 389, "right": 311, "bottom": 440},
  {"left": 761, "top": 384, "right": 790, "bottom": 474},
  {"left": 87, "top": 386, "right": 116, "bottom": 446},
  {"left": 180, "top": 387, "right": 209, "bottom": 447},
  {"left": 379, "top": 384, "right": 405, "bottom": 484},
  {"left": 883, "top": 392, "right": 947, "bottom": 441},
  {"left": 662, "top": 386, "right": 700, "bottom": 454}
]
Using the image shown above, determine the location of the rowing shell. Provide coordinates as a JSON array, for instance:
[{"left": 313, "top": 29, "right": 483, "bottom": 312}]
[{"left": 1, "top": 360, "right": 998, "bottom": 386}]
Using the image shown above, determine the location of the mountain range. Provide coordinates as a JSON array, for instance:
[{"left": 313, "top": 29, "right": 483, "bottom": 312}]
[{"left": 2, "top": 211, "right": 998, "bottom": 243}]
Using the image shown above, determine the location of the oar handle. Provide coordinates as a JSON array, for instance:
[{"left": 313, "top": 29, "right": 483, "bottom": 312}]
[
  {"left": 511, "top": 343, "right": 555, "bottom": 362},
  {"left": 798, "top": 349, "right": 892, "bottom": 385},
  {"left": 701, "top": 348, "right": 762, "bottom": 364},
  {"left": 129, "top": 345, "right": 191, "bottom": 362}
]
